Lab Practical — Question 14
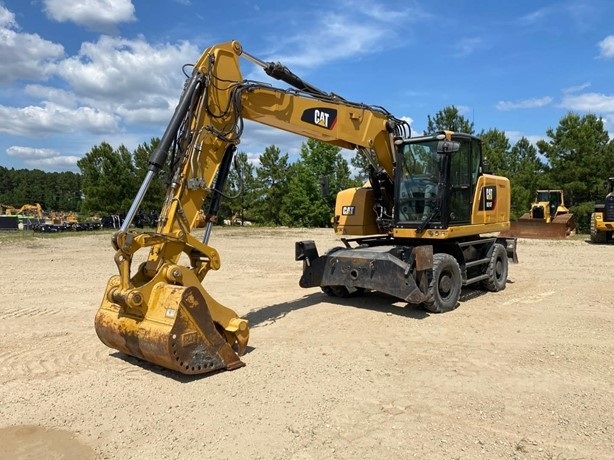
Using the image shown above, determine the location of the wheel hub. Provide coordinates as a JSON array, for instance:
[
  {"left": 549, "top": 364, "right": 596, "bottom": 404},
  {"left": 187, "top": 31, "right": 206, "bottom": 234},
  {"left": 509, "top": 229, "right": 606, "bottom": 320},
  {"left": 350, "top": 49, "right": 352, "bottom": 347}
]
[{"left": 438, "top": 273, "right": 452, "bottom": 296}]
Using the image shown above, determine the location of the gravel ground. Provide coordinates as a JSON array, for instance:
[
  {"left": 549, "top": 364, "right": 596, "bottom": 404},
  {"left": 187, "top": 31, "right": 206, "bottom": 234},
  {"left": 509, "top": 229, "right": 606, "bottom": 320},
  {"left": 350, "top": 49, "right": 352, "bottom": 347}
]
[{"left": 0, "top": 228, "right": 612, "bottom": 459}]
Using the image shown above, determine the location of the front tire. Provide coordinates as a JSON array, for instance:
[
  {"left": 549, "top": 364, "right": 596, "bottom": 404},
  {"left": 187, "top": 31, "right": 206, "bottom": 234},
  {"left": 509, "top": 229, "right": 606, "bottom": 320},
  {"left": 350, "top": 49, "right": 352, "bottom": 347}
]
[
  {"left": 482, "top": 243, "right": 508, "bottom": 292},
  {"left": 423, "top": 253, "right": 461, "bottom": 313}
]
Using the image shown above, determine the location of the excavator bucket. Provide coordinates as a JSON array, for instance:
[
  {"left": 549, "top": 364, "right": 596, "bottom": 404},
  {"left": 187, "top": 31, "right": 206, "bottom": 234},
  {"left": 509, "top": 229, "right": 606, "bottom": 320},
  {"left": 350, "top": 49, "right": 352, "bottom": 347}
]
[
  {"left": 95, "top": 280, "right": 244, "bottom": 375},
  {"left": 500, "top": 213, "right": 575, "bottom": 239}
]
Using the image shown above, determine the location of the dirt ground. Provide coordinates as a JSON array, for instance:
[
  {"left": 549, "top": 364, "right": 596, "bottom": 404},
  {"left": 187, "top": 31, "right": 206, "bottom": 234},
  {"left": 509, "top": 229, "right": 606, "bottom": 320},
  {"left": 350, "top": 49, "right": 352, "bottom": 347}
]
[{"left": 0, "top": 227, "right": 612, "bottom": 460}]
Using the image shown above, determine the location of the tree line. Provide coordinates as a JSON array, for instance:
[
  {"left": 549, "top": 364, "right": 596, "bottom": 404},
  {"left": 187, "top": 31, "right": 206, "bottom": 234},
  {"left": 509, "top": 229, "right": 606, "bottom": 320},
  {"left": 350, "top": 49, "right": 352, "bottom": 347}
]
[
  {"left": 2, "top": 106, "right": 613, "bottom": 232},
  {"left": 0, "top": 167, "right": 82, "bottom": 212}
]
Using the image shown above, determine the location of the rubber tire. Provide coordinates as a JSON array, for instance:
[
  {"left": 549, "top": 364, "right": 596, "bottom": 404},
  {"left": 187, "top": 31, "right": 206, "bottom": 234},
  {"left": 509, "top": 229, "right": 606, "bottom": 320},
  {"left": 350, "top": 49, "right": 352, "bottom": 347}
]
[
  {"left": 590, "top": 213, "right": 607, "bottom": 244},
  {"left": 319, "top": 246, "right": 366, "bottom": 298},
  {"left": 321, "top": 286, "right": 349, "bottom": 297},
  {"left": 423, "top": 253, "right": 461, "bottom": 313},
  {"left": 321, "top": 286, "right": 364, "bottom": 298},
  {"left": 482, "top": 243, "right": 508, "bottom": 292}
]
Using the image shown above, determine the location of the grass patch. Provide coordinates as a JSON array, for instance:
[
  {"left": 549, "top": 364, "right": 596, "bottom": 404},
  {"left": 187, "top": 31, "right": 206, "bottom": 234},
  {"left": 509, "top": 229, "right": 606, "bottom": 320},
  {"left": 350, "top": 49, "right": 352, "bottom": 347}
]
[{"left": 0, "top": 229, "right": 116, "bottom": 246}]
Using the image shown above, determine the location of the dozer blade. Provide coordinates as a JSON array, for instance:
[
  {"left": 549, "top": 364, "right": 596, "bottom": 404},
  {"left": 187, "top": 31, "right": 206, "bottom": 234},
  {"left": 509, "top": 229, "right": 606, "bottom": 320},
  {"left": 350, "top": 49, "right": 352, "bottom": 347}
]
[
  {"left": 95, "top": 283, "right": 244, "bottom": 375},
  {"left": 499, "top": 217, "right": 573, "bottom": 240}
]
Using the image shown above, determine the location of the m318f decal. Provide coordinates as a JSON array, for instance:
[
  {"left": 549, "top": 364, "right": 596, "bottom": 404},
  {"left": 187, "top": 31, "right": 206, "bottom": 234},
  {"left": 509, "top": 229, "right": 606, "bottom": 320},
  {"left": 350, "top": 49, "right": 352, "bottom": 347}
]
[{"left": 479, "top": 185, "right": 497, "bottom": 211}]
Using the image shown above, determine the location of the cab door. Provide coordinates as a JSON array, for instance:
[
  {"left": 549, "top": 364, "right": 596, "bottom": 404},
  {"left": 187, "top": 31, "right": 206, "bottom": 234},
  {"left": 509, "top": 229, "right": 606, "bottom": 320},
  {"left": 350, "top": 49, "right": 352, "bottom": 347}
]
[{"left": 448, "top": 138, "right": 480, "bottom": 224}]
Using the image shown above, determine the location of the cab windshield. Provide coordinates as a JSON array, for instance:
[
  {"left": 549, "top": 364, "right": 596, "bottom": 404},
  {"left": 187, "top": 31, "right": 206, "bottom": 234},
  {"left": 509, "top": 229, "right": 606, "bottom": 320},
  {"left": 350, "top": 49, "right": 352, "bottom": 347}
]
[
  {"left": 397, "top": 141, "right": 443, "bottom": 223},
  {"left": 536, "top": 191, "right": 561, "bottom": 203}
]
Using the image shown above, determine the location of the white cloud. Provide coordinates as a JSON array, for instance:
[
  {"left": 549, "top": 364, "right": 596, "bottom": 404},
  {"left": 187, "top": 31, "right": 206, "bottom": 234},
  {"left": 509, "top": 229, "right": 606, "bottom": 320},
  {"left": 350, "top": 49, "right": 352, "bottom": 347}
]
[
  {"left": 0, "top": 102, "right": 118, "bottom": 137},
  {"left": 43, "top": 0, "right": 136, "bottom": 32},
  {"left": 400, "top": 116, "right": 413, "bottom": 126},
  {"left": 0, "top": 4, "right": 16, "bottom": 26},
  {"left": 598, "top": 35, "right": 614, "bottom": 59},
  {"left": 505, "top": 131, "right": 543, "bottom": 146},
  {"left": 339, "top": 0, "right": 422, "bottom": 23},
  {"left": 560, "top": 92, "right": 614, "bottom": 112},
  {"left": 7, "top": 146, "right": 59, "bottom": 159},
  {"left": 27, "top": 155, "right": 82, "bottom": 169},
  {"left": 517, "top": 8, "right": 551, "bottom": 27},
  {"left": 496, "top": 97, "right": 553, "bottom": 111},
  {"left": 53, "top": 35, "right": 198, "bottom": 122},
  {"left": 116, "top": 104, "right": 173, "bottom": 124},
  {"left": 562, "top": 82, "right": 591, "bottom": 94},
  {"left": 262, "top": 2, "right": 415, "bottom": 69},
  {"left": 0, "top": 5, "right": 200, "bottom": 145},
  {"left": 24, "top": 84, "right": 78, "bottom": 108},
  {"left": 6, "top": 146, "right": 80, "bottom": 170},
  {"left": 453, "top": 37, "right": 487, "bottom": 58},
  {"left": 0, "top": 6, "right": 64, "bottom": 83},
  {"left": 267, "top": 14, "right": 389, "bottom": 68}
]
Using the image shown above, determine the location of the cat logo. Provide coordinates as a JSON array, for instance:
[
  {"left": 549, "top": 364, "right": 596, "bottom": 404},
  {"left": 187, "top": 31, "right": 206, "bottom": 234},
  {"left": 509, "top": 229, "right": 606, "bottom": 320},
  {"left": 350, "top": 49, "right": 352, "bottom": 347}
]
[
  {"left": 301, "top": 108, "right": 338, "bottom": 130},
  {"left": 315, "top": 110, "right": 329, "bottom": 127},
  {"left": 341, "top": 206, "right": 355, "bottom": 216},
  {"left": 479, "top": 185, "right": 497, "bottom": 211}
]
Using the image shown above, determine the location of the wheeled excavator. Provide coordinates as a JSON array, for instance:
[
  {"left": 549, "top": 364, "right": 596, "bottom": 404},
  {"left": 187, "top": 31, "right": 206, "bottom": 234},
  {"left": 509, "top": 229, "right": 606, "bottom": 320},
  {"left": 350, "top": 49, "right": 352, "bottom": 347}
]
[{"left": 94, "top": 41, "right": 518, "bottom": 375}]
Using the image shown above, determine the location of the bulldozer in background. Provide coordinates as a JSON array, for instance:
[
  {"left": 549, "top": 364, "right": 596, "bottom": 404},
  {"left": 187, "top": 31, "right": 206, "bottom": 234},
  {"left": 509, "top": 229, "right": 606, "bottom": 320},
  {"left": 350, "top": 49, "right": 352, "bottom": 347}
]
[
  {"left": 501, "top": 189, "right": 576, "bottom": 239},
  {"left": 590, "top": 177, "right": 614, "bottom": 244}
]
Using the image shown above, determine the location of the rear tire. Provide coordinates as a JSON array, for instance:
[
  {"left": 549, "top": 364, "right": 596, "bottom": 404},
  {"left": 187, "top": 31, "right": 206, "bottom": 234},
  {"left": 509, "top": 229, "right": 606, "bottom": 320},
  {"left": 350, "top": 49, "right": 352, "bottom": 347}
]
[
  {"left": 482, "top": 243, "right": 508, "bottom": 292},
  {"left": 423, "top": 253, "right": 461, "bottom": 313},
  {"left": 321, "top": 286, "right": 350, "bottom": 298},
  {"left": 321, "top": 286, "right": 364, "bottom": 298}
]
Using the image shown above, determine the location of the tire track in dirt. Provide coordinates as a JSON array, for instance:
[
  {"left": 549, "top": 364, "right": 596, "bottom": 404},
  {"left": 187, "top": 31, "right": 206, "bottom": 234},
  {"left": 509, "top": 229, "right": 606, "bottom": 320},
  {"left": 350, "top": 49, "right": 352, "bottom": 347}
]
[
  {"left": 0, "top": 305, "right": 63, "bottom": 319},
  {"left": 0, "top": 333, "right": 109, "bottom": 382}
]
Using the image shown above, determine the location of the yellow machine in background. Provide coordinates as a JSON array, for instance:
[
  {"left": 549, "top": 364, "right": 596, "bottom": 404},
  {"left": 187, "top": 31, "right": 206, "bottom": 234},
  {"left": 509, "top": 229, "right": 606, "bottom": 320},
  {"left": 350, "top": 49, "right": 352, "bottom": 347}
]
[
  {"left": 0, "top": 204, "right": 17, "bottom": 215},
  {"left": 2, "top": 203, "right": 44, "bottom": 219},
  {"left": 94, "top": 41, "right": 517, "bottom": 375},
  {"left": 590, "top": 177, "right": 614, "bottom": 243},
  {"left": 502, "top": 189, "right": 575, "bottom": 239}
]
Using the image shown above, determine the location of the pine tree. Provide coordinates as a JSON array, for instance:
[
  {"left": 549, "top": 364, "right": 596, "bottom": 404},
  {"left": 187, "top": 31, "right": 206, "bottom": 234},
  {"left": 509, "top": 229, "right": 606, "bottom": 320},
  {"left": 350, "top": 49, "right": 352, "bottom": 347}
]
[{"left": 425, "top": 106, "right": 475, "bottom": 135}]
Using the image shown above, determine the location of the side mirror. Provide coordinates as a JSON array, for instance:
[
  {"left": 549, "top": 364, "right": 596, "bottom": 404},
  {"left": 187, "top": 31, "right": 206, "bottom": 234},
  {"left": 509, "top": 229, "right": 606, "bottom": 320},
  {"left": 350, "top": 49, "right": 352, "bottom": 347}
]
[{"left": 436, "top": 140, "right": 460, "bottom": 154}]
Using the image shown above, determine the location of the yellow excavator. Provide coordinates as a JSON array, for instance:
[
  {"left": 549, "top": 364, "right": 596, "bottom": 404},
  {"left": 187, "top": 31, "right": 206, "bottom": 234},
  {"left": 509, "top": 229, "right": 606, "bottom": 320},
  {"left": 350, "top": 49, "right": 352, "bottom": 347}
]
[
  {"left": 502, "top": 189, "right": 575, "bottom": 239},
  {"left": 94, "top": 41, "right": 517, "bottom": 375},
  {"left": 590, "top": 177, "right": 614, "bottom": 243},
  {"left": 3, "top": 203, "right": 44, "bottom": 219}
]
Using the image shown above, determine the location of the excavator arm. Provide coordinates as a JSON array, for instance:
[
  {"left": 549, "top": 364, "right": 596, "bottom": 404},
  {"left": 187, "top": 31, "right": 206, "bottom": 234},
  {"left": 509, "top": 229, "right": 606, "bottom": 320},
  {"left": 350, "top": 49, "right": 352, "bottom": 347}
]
[{"left": 94, "top": 41, "right": 409, "bottom": 375}]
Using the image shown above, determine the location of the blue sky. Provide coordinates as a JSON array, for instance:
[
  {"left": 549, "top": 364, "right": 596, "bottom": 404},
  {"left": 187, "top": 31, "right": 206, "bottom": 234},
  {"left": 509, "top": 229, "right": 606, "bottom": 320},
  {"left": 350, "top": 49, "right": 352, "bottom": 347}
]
[{"left": 1, "top": 0, "right": 613, "bottom": 172}]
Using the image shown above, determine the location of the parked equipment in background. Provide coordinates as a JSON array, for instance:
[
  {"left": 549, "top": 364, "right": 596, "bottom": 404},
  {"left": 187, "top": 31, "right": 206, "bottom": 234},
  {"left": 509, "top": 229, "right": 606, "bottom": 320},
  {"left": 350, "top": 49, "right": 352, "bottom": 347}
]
[
  {"left": 590, "top": 177, "right": 614, "bottom": 244},
  {"left": 501, "top": 189, "right": 575, "bottom": 239}
]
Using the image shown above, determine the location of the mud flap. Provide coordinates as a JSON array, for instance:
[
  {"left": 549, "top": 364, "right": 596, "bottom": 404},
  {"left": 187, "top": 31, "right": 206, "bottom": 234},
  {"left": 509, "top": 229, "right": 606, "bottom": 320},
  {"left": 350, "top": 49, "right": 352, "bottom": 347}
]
[{"left": 95, "top": 283, "right": 244, "bottom": 375}]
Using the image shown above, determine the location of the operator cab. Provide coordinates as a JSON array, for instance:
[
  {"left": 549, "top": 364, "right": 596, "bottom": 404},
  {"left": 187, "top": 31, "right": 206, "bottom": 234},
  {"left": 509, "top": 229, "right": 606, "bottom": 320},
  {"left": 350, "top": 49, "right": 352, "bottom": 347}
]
[{"left": 394, "top": 132, "right": 482, "bottom": 230}]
